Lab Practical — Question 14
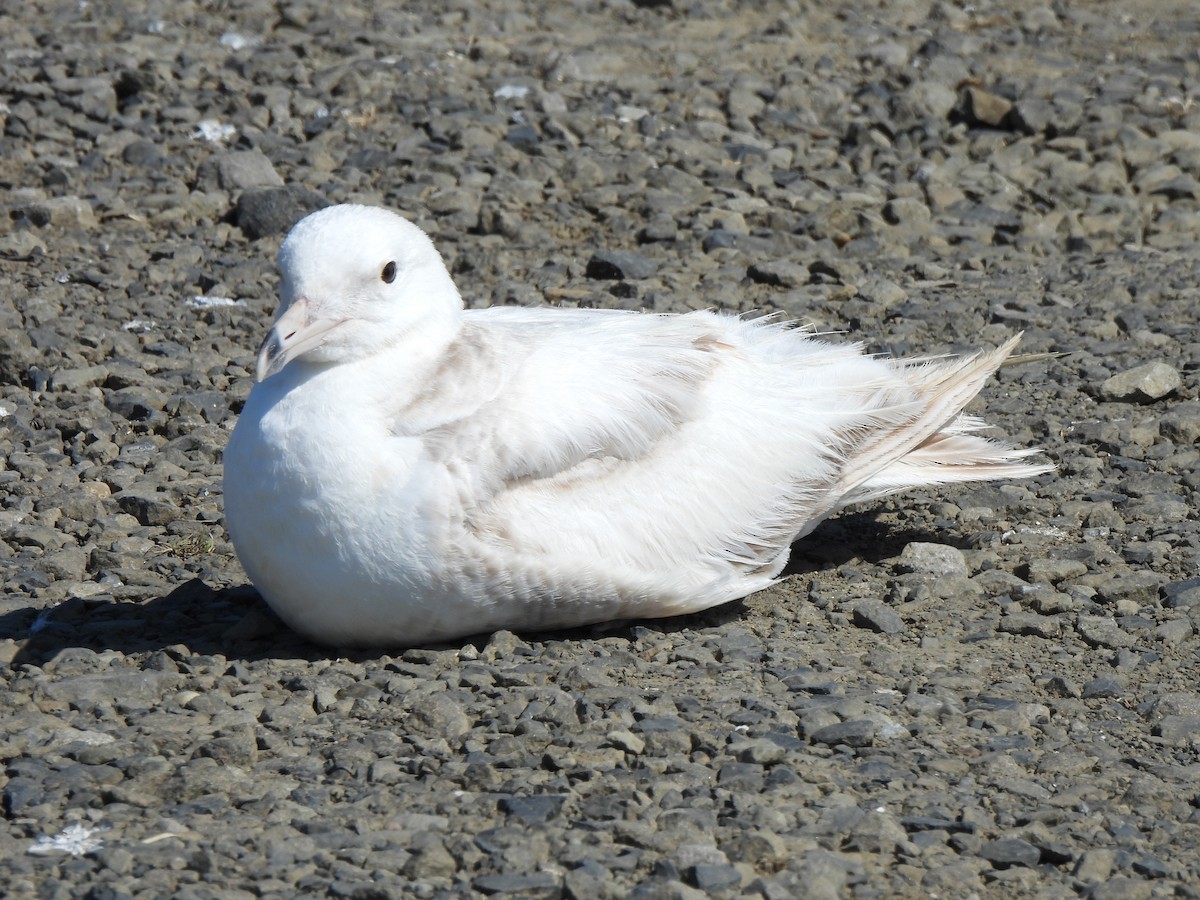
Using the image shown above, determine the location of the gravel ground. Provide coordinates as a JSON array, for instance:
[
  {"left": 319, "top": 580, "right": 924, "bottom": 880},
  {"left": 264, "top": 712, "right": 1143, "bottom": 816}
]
[{"left": 3, "top": 0, "right": 1200, "bottom": 897}]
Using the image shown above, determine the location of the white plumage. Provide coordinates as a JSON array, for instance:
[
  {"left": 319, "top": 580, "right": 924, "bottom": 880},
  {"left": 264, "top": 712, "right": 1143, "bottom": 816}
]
[{"left": 222, "top": 204, "right": 1051, "bottom": 646}]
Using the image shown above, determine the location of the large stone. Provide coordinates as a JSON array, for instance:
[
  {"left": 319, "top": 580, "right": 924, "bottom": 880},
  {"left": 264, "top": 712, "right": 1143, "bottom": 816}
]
[
  {"left": 852, "top": 599, "right": 906, "bottom": 634},
  {"left": 235, "top": 186, "right": 330, "bottom": 239},
  {"left": 980, "top": 838, "right": 1041, "bottom": 868},
  {"left": 959, "top": 87, "right": 1013, "bottom": 127},
  {"left": 1099, "top": 362, "right": 1181, "bottom": 402},
  {"left": 810, "top": 718, "right": 878, "bottom": 748},
  {"left": 112, "top": 487, "right": 182, "bottom": 526},
  {"left": 586, "top": 250, "right": 658, "bottom": 280},
  {"left": 195, "top": 149, "right": 285, "bottom": 192},
  {"left": 897, "top": 542, "right": 969, "bottom": 577}
]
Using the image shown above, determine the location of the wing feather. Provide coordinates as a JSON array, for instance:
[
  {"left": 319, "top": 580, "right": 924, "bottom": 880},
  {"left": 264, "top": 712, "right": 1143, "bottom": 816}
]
[{"left": 408, "top": 307, "right": 726, "bottom": 494}]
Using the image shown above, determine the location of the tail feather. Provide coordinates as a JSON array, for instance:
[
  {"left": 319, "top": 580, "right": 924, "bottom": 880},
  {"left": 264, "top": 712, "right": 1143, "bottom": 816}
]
[
  {"left": 834, "top": 334, "right": 1053, "bottom": 508},
  {"left": 841, "top": 429, "right": 1051, "bottom": 507}
]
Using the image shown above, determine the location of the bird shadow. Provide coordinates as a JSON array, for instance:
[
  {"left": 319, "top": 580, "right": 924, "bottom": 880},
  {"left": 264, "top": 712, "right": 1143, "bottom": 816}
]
[
  {"left": 779, "top": 509, "right": 957, "bottom": 577},
  {"left": 5, "top": 511, "right": 956, "bottom": 668}
]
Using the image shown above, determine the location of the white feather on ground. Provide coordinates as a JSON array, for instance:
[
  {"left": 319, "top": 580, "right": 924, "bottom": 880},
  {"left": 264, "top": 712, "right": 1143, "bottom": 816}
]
[{"left": 222, "top": 204, "right": 1052, "bottom": 646}]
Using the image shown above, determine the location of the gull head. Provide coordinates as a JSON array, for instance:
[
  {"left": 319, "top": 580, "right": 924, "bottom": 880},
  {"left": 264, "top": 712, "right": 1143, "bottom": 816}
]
[{"left": 256, "top": 205, "right": 463, "bottom": 381}]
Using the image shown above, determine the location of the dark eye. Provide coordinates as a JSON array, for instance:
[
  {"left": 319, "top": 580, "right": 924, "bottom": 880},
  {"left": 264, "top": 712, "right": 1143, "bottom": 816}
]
[{"left": 381, "top": 261, "right": 397, "bottom": 283}]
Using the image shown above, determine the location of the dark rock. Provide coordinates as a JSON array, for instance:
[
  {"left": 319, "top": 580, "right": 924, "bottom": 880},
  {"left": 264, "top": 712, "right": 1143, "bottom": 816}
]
[
  {"left": 1163, "top": 578, "right": 1200, "bottom": 609},
  {"left": 688, "top": 864, "right": 741, "bottom": 891},
  {"left": 504, "top": 124, "right": 540, "bottom": 152},
  {"left": 1081, "top": 677, "right": 1122, "bottom": 699},
  {"left": 112, "top": 487, "right": 182, "bottom": 526},
  {"left": 235, "top": 186, "right": 331, "bottom": 239},
  {"left": 902, "top": 816, "right": 971, "bottom": 833},
  {"left": 702, "top": 229, "right": 738, "bottom": 252},
  {"left": 585, "top": 250, "right": 657, "bottom": 280},
  {"left": 852, "top": 599, "right": 906, "bottom": 634},
  {"left": 166, "top": 391, "right": 232, "bottom": 424},
  {"left": 717, "top": 761, "right": 765, "bottom": 790},
  {"left": 979, "top": 837, "right": 1040, "bottom": 868},
  {"left": 498, "top": 794, "right": 566, "bottom": 825},
  {"left": 303, "top": 115, "right": 336, "bottom": 138},
  {"left": 3, "top": 777, "right": 49, "bottom": 816},
  {"left": 809, "top": 718, "right": 878, "bottom": 748},
  {"left": 1132, "top": 855, "right": 1171, "bottom": 878},
  {"left": 121, "top": 140, "right": 166, "bottom": 169}
]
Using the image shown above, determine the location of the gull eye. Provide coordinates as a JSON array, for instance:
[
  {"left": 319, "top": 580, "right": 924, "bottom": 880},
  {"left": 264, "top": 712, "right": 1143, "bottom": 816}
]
[{"left": 381, "top": 261, "right": 397, "bottom": 284}]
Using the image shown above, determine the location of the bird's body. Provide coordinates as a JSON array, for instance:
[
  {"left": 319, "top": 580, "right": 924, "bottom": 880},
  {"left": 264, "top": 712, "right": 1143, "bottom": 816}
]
[{"left": 223, "top": 205, "right": 1050, "bottom": 647}]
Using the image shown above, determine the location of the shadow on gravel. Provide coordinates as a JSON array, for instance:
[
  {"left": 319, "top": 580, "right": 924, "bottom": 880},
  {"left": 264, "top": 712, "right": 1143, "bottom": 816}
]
[
  {"left": 781, "top": 509, "right": 966, "bottom": 576},
  {"left": 6, "top": 579, "right": 327, "bottom": 669},
  {"left": 5, "top": 513, "right": 956, "bottom": 667}
]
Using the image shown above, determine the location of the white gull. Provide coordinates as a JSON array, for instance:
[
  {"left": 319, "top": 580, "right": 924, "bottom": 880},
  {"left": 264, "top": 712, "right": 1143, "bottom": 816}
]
[{"left": 222, "top": 204, "right": 1051, "bottom": 647}]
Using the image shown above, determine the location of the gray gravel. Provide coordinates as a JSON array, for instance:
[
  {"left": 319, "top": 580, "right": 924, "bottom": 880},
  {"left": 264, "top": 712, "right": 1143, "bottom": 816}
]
[{"left": 3, "top": 0, "right": 1200, "bottom": 897}]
